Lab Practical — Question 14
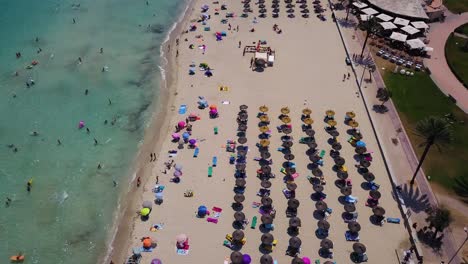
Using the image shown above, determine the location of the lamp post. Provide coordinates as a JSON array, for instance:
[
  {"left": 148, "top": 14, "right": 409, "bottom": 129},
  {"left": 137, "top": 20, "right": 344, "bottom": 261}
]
[{"left": 448, "top": 227, "right": 468, "bottom": 264}]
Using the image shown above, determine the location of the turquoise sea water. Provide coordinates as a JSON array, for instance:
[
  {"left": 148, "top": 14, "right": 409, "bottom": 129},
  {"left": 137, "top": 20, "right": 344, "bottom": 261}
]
[{"left": 0, "top": 0, "right": 184, "bottom": 263}]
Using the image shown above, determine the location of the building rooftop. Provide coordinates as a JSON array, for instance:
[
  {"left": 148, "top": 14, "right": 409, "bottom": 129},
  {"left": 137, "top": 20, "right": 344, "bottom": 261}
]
[{"left": 366, "top": 0, "right": 429, "bottom": 20}]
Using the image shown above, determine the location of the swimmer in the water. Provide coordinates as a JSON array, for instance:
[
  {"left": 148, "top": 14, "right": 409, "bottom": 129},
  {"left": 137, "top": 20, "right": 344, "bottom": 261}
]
[
  {"left": 85, "top": 89, "right": 88, "bottom": 95},
  {"left": 57, "top": 139, "right": 62, "bottom": 145},
  {"left": 27, "top": 178, "right": 33, "bottom": 192},
  {"left": 94, "top": 138, "right": 98, "bottom": 145},
  {"left": 31, "top": 131, "right": 39, "bottom": 136}
]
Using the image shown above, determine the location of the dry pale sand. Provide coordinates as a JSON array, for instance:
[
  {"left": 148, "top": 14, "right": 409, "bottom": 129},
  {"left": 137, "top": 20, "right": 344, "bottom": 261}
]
[{"left": 120, "top": 0, "right": 410, "bottom": 263}]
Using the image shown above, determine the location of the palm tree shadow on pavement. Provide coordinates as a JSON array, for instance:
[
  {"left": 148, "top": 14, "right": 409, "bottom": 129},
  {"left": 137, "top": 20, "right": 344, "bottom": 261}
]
[{"left": 394, "top": 183, "right": 431, "bottom": 213}]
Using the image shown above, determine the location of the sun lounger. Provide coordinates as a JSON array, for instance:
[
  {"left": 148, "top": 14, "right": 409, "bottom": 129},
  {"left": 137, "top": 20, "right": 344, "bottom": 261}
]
[
  {"left": 345, "top": 195, "right": 358, "bottom": 204},
  {"left": 193, "top": 147, "right": 199, "bottom": 157},
  {"left": 207, "top": 217, "right": 218, "bottom": 223},
  {"left": 214, "top": 126, "right": 218, "bottom": 135},
  {"left": 264, "top": 223, "right": 275, "bottom": 231},
  {"left": 176, "top": 249, "right": 189, "bottom": 255},
  {"left": 252, "top": 202, "right": 261, "bottom": 208},
  {"left": 208, "top": 166, "right": 213, "bottom": 177},
  {"left": 212, "top": 156, "right": 217, "bottom": 167},
  {"left": 140, "top": 247, "right": 154, "bottom": 252},
  {"left": 178, "top": 104, "right": 187, "bottom": 114},
  {"left": 251, "top": 216, "right": 257, "bottom": 229},
  {"left": 319, "top": 150, "right": 326, "bottom": 158},
  {"left": 386, "top": 217, "right": 400, "bottom": 224}
]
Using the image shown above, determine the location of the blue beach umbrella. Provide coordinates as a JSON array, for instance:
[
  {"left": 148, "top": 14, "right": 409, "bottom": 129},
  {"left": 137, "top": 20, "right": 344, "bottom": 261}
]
[
  {"left": 183, "top": 132, "right": 190, "bottom": 139},
  {"left": 356, "top": 141, "right": 366, "bottom": 147},
  {"left": 198, "top": 205, "right": 207, "bottom": 217}
]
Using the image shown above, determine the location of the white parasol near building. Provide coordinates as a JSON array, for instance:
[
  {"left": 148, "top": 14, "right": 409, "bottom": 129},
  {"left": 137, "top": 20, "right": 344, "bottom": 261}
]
[
  {"left": 361, "top": 7, "right": 379, "bottom": 15},
  {"left": 376, "top": 13, "right": 393, "bottom": 22},
  {"left": 360, "top": 14, "right": 370, "bottom": 21},
  {"left": 380, "top": 22, "right": 398, "bottom": 30},
  {"left": 352, "top": 1, "right": 368, "bottom": 9},
  {"left": 411, "top": 21, "right": 429, "bottom": 29},
  {"left": 393, "top": 17, "right": 410, "bottom": 26},
  {"left": 401, "top": 25, "right": 420, "bottom": 35},
  {"left": 406, "top": 38, "right": 426, "bottom": 49},
  {"left": 390, "top": 32, "right": 408, "bottom": 42}
]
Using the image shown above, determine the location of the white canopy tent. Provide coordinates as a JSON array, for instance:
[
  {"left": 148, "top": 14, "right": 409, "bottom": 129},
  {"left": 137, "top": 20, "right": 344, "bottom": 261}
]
[
  {"left": 390, "top": 32, "right": 408, "bottom": 42},
  {"left": 424, "top": 47, "right": 434, "bottom": 52},
  {"left": 394, "top": 17, "right": 410, "bottom": 26},
  {"left": 360, "top": 14, "right": 370, "bottom": 21},
  {"left": 401, "top": 25, "right": 420, "bottom": 35},
  {"left": 352, "top": 1, "right": 368, "bottom": 9},
  {"left": 376, "top": 13, "right": 393, "bottom": 22},
  {"left": 411, "top": 21, "right": 429, "bottom": 29},
  {"left": 406, "top": 38, "right": 426, "bottom": 49},
  {"left": 361, "top": 7, "right": 379, "bottom": 15},
  {"left": 380, "top": 22, "right": 398, "bottom": 30}
]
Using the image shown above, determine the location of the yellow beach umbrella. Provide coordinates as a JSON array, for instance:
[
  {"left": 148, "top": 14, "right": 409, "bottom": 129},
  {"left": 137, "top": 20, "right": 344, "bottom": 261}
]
[
  {"left": 326, "top": 110, "right": 335, "bottom": 117},
  {"left": 302, "top": 108, "right": 312, "bottom": 115},
  {"left": 327, "top": 120, "right": 337, "bottom": 127},
  {"left": 281, "top": 107, "right": 290, "bottom": 115},
  {"left": 259, "top": 126, "right": 269, "bottom": 133},
  {"left": 140, "top": 208, "right": 151, "bottom": 216},
  {"left": 259, "top": 115, "right": 269, "bottom": 122},
  {"left": 303, "top": 118, "right": 314, "bottom": 125},
  {"left": 259, "top": 105, "right": 269, "bottom": 112},
  {"left": 260, "top": 139, "right": 270, "bottom": 147},
  {"left": 281, "top": 116, "right": 291, "bottom": 124},
  {"left": 346, "top": 111, "right": 356, "bottom": 119},
  {"left": 349, "top": 120, "right": 359, "bottom": 128}
]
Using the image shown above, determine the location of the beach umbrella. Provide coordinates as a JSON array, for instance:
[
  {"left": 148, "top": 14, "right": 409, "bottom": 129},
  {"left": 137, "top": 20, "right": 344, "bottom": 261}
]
[
  {"left": 261, "top": 180, "right": 272, "bottom": 188},
  {"left": 234, "top": 211, "right": 246, "bottom": 221},
  {"left": 236, "top": 163, "right": 246, "bottom": 171},
  {"left": 355, "top": 146, "right": 367, "bottom": 154},
  {"left": 140, "top": 207, "right": 151, "bottom": 216},
  {"left": 142, "top": 237, "right": 152, "bottom": 248},
  {"left": 281, "top": 107, "right": 290, "bottom": 114},
  {"left": 326, "top": 110, "right": 335, "bottom": 118},
  {"left": 363, "top": 172, "right": 375, "bottom": 182},
  {"left": 261, "top": 165, "right": 272, "bottom": 173},
  {"left": 356, "top": 141, "right": 366, "bottom": 147},
  {"left": 302, "top": 108, "right": 312, "bottom": 115},
  {"left": 370, "top": 190, "right": 381, "bottom": 200},
  {"left": 313, "top": 184, "right": 324, "bottom": 193},
  {"left": 261, "top": 152, "right": 271, "bottom": 159},
  {"left": 305, "top": 129, "right": 315, "bottom": 136},
  {"left": 327, "top": 120, "right": 337, "bottom": 127},
  {"left": 189, "top": 139, "right": 197, "bottom": 145},
  {"left": 175, "top": 164, "right": 183, "bottom": 171},
  {"left": 287, "top": 182, "right": 297, "bottom": 191},
  {"left": 291, "top": 257, "right": 305, "bottom": 264},
  {"left": 259, "top": 105, "right": 269, "bottom": 112},
  {"left": 151, "top": 259, "right": 162, "bottom": 264},
  {"left": 286, "top": 3, "right": 294, "bottom": 8},
  {"left": 234, "top": 194, "right": 245, "bottom": 203},
  {"left": 337, "top": 170, "right": 348, "bottom": 180},
  {"left": 238, "top": 124, "right": 247, "bottom": 131},
  {"left": 360, "top": 160, "right": 371, "bottom": 168},
  {"left": 334, "top": 157, "right": 345, "bottom": 166},
  {"left": 259, "top": 8, "right": 267, "bottom": 13},
  {"left": 209, "top": 104, "right": 217, "bottom": 110},
  {"left": 348, "top": 221, "right": 361, "bottom": 232},
  {"left": 302, "top": 257, "right": 311, "bottom": 264},
  {"left": 284, "top": 153, "right": 295, "bottom": 161},
  {"left": 261, "top": 214, "right": 273, "bottom": 224},
  {"left": 260, "top": 254, "right": 273, "bottom": 264},
  {"left": 230, "top": 252, "right": 243, "bottom": 264},
  {"left": 329, "top": 130, "right": 339, "bottom": 137},
  {"left": 232, "top": 230, "right": 245, "bottom": 241},
  {"left": 317, "top": 219, "right": 330, "bottom": 230},
  {"left": 303, "top": 118, "right": 313, "bottom": 125},
  {"left": 287, "top": 8, "right": 294, "bottom": 13},
  {"left": 288, "top": 198, "right": 300, "bottom": 209},
  {"left": 281, "top": 116, "right": 291, "bottom": 124},
  {"left": 289, "top": 217, "right": 301, "bottom": 227},
  {"left": 283, "top": 141, "right": 293, "bottom": 148},
  {"left": 239, "top": 112, "right": 248, "bottom": 120},
  {"left": 236, "top": 178, "right": 246, "bottom": 187},
  {"left": 373, "top": 206, "right": 386, "bottom": 216},
  {"left": 341, "top": 186, "right": 352, "bottom": 196},
  {"left": 238, "top": 137, "right": 247, "bottom": 144},
  {"left": 289, "top": 237, "right": 302, "bottom": 248},
  {"left": 259, "top": 115, "right": 270, "bottom": 122},
  {"left": 261, "top": 234, "right": 274, "bottom": 244},
  {"left": 346, "top": 111, "right": 356, "bottom": 119},
  {"left": 142, "top": 201, "right": 153, "bottom": 209},
  {"left": 172, "top": 133, "right": 180, "bottom": 140},
  {"left": 315, "top": 201, "right": 327, "bottom": 211},
  {"left": 349, "top": 120, "right": 359, "bottom": 128},
  {"left": 182, "top": 132, "right": 190, "bottom": 139},
  {"left": 307, "top": 142, "right": 318, "bottom": 149},
  {"left": 176, "top": 234, "right": 188, "bottom": 243},
  {"left": 261, "top": 197, "right": 273, "bottom": 206},
  {"left": 312, "top": 168, "right": 323, "bottom": 177},
  {"left": 320, "top": 238, "right": 334, "bottom": 249},
  {"left": 344, "top": 203, "right": 356, "bottom": 213},
  {"left": 240, "top": 104, "right": 248, "bottom": 110},
  {"left": 243, "top": 254, "right": 252, "bottom": 264},
  {"left": 282, "top": 126, "right": 292, "bottom": 134},
  {"left": 260, "top": 139, "right": 270, "bottom": 147},
  {"left": 331, "top": 142, "right": 342, "bottom": 150},
  {"left": 285, "top": 167, "right": 296, "bottom": 175},
  {"left": 178, "top": 121, "right": 186, "bottom": 128},
  {"left": 259, "top": 126, "right": 269, "bottom": 133},
  {"left": 353, "top": 242, "right": 367, "bottom": 254},
  {"left": 238, "top": 148, "right": 247, "bottom": 156}
]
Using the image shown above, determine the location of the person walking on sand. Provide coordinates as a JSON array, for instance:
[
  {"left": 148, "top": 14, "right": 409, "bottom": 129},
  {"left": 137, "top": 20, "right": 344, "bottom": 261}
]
[
  {"left": 137, "top": 176, "right": 141, "bottom": 187},
  {"left": 150, "top": 153, "right": 154, "bottom": 161},
  {"left": 156, "top": 176, "right": 159, "bottom": 184},
  {"left": 238, "top": 41, "right": 241, "bottom": 48},
  {"left": 100, "top": 48, "right": 103, "bottom": 54},
  {"left": 5, "top": 197, "right": 12, "bottom": 207}
]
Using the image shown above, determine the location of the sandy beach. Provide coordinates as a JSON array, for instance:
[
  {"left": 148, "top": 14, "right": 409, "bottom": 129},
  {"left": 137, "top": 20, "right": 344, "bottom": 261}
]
[{"left": 110, "top": 0, "right": 412, "bottom": 263}]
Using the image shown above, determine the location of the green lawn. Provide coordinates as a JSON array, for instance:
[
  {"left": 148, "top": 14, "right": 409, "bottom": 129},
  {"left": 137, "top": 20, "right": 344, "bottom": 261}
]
[
  {"left": 444, "top": 0, "right": 468, "bottom": 14},
  {"left": 384, "top": 72, "right": 468, "bottom": 189},
  {"left": 454, "top": 23, "right": 468, "bottom": 36},
  {"left": 445, "top": 34, "right": 468, "bottom": 87}
]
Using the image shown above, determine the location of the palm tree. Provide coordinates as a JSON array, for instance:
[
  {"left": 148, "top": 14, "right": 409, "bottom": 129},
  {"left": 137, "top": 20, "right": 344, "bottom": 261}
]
[
  {"left": 425, "top": 206, "right": 452, "bottom": 240},
  {"left": 376, "top": 88, "right": 392, "bottom": 106},
  {"left": 360, "top": 16, "right": 379, "bottom": 57},
  {"left": 453, "top": 175, "right": 468, "bottom": 203},
  {"left": 410, "top": 117, "right": 453, "bottom": 185}
]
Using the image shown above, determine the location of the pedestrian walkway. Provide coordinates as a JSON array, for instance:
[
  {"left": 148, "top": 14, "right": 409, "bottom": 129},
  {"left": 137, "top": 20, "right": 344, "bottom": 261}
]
[
  {"left": 329, "top": 3, "right": 462, "bottom": 263},
  {"left": 424, "top": 11, "right": 468, "bottom": 113}
]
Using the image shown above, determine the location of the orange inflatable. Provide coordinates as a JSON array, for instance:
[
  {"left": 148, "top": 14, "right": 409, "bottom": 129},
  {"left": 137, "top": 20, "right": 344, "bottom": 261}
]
[
  {"left": 10, "top": 255, "right": 25, "bottom": 263},
  {"left": 31, "top": 60, "right": 39, "bottom": 66}
]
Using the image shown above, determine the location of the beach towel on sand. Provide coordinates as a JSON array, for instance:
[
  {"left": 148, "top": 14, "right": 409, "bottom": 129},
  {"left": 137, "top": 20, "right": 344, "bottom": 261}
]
[
  {"left": 178, "top": 104, "right": 187, "bottom": 114},
  {"left": 176, "top": 249, "right": 189, "bottom": 255}
]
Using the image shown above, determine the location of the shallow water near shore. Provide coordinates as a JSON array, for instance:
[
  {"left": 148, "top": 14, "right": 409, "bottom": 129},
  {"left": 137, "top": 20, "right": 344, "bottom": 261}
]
[{"left": 0, "top": 0, "right": 184, "bottom": 263}]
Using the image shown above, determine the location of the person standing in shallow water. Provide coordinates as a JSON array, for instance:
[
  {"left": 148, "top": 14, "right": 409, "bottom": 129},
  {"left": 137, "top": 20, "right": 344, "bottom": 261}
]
[{"left": 27, "top": 178, "right": 33, "bottom": 192}]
